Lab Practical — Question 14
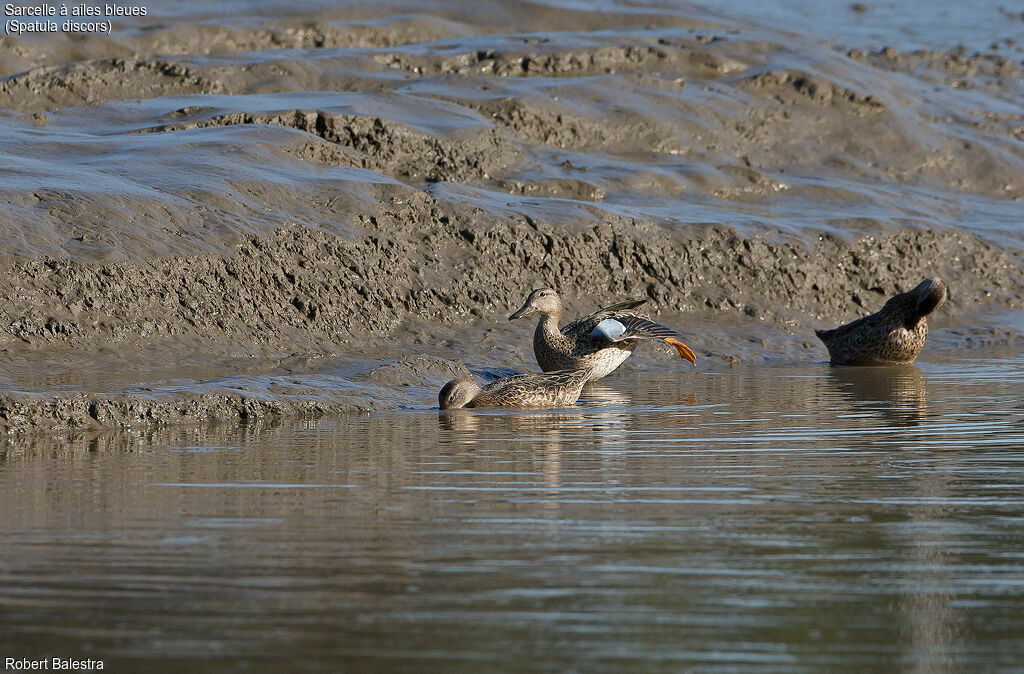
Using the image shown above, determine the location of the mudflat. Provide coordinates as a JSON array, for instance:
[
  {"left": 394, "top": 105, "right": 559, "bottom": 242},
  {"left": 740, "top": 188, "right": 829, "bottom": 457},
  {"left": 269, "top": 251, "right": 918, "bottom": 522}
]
[
  {"left": 4, "top": 4, "right": 1024, "bottom": 670},
  {"left": 1, "top": 0, "right": 1022, "bottom": 432}
]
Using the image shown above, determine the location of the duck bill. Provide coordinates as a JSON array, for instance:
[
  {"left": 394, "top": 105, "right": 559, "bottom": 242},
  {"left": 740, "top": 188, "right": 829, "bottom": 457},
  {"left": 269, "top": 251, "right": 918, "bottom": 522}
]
[
  {"left": 664, "top": 337, "right": 697, "bottom": 366},
  {"left": 508, "top": 304, "right": 536, "bottom": 321}
]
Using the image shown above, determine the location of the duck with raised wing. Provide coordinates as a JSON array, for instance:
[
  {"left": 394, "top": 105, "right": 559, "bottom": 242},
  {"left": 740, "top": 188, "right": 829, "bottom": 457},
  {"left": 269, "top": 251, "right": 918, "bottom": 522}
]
[
  {"left": 439, "top": 368, "right": 593, "bottom": 410},
  {"left": 508, "top": 288, "right": 696, "bottom": 380},
  {"left": 816, "top": 277, "right": 947, "bottom": 365}
]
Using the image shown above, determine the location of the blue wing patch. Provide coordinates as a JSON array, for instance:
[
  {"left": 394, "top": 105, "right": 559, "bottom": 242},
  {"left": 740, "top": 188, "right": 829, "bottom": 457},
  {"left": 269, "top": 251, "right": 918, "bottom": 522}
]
[{"left": 591, "top": 318, "right": 626, "bottom": 341}]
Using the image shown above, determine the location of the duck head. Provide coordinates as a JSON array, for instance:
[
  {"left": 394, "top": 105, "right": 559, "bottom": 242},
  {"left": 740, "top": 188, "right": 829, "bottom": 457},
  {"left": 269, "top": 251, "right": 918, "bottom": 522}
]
[
  {"left": 439, "top": 378, "right": 482, "bottom": 409},
  {"left": 890, "top": 277, "right": 947, "bottom": 328},
  {"left": 508, "top": 288, "right": 563, "bottom": 321},
  {"left": 912, "top": 277, "right": 947, "bottom": 318}
]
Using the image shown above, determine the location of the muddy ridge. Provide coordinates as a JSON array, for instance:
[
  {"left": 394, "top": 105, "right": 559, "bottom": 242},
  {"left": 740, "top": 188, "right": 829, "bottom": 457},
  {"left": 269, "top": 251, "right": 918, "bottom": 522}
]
[
  {"left": 3, "top": 214, "right": 1022, "bottom": 432},
  {"left": 4, "top": 214, "right": 1020, "bottom": 351},
  {"left": 141, "top": 109, "right": 521, "bottom": 185}
]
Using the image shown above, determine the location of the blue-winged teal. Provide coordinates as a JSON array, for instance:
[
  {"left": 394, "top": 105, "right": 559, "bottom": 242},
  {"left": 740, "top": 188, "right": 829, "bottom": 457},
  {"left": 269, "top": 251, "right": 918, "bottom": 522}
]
[
  {"left": 439, "top": 368, "right": 592, "bottom": 409},
  {"left": 508, "top": 288, "right": 696, "bottom": 380},
  {"left": 816, "top": 277, "right": 947, "bottom": 365}
]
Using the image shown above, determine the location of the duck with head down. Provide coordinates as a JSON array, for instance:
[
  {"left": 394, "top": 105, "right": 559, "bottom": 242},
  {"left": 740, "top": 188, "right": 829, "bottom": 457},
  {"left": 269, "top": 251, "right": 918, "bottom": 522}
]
[
  {"left": 439, "top": 368, "right": 593, "bottom": 410},
  {"left": 508, "top": 288, "right": 696, "bottom": 381},
  {"left": 816, "top": 277, "right": 948, "bottom": 365}
]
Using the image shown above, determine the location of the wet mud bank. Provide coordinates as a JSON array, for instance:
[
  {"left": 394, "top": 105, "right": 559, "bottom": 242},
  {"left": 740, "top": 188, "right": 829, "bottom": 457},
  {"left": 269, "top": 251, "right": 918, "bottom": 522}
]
[
  {"left": 2, "top": 217, "right": 1021, "bottom": 434},
  {"left": 1, "top": 1, "right": 1022, "bottom": 434}
]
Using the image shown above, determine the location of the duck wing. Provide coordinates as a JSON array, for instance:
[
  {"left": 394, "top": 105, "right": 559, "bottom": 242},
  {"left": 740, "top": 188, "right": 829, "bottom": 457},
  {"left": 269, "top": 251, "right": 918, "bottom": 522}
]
[
  {"left": 483, "top": 369, "right": 593, "bottom": 395},
  {"left": 560, "top": 298, "right": 648, "bottom": 337},
  {"left": 589, "top": 315, "right": 697, "bottom": 365},
  {"left": 477, "top": 369, "right": 594, "bottom": 406},
  {"left": 815, "top": 309, "right": 887, "bottom": 345}
]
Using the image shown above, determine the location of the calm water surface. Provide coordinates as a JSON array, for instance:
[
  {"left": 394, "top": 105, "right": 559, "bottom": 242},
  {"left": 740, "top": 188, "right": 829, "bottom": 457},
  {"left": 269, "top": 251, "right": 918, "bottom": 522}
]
[{"left": 2, "top": 352, "right": 1024, "bottom": 671}]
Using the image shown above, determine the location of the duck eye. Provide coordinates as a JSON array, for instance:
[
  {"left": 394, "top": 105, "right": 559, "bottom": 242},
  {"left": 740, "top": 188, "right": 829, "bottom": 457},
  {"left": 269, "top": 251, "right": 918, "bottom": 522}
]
[{"left": 448, "top": 394, "right": 456, "bottom": 402}]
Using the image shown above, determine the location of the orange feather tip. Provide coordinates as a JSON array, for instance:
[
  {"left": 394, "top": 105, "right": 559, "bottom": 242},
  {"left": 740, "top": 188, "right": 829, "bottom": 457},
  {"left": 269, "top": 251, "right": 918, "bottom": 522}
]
[{"left": 664, "top": 337, "right": 697, "bottom": 365}]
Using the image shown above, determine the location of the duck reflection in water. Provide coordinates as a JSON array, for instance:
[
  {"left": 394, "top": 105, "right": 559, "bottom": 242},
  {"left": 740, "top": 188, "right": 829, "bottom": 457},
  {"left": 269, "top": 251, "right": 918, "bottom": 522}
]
[
  {"left": 436, "top": 393, "right": 635, "bottom": 515},
  {"left": 827, "top": 364, "right": 929, "bottom": 423}
]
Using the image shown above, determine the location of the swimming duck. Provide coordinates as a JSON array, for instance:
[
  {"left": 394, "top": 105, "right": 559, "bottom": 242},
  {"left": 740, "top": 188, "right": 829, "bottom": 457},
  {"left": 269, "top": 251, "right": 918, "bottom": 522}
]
[
  {"left": 816, "top": 277, "right": 947, "bottom": 365},
  {"left": 439, "top": 368, "right": 592, "bottom": 410},
  {"left": 508, "top": 288, "right": 696, "bottom": 380}
]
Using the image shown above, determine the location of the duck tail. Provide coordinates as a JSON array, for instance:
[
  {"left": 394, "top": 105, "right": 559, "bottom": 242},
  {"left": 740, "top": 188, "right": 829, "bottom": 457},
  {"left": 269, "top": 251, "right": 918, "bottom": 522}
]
[{"left": 664, "top": 337, "right": 697, "bottom": 365}]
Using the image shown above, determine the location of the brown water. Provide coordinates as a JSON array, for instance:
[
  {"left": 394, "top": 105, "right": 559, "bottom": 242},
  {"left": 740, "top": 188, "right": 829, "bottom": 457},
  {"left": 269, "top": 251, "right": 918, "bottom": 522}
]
[{"left": 3, "top": 351, "right": 1023, "bottom": 670}]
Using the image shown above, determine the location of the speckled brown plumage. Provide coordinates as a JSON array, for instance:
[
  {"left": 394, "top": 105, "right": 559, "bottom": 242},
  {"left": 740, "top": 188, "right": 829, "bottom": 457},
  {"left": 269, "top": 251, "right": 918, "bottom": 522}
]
[
  {"left": 816, "top": 277, "right": 947, "bottom": 365},
  {"left": 508, "top": 289, "right": 696, "bottom": 380},
  {"left": 438, "top": 369, "right": 593, "bottom": 409}
]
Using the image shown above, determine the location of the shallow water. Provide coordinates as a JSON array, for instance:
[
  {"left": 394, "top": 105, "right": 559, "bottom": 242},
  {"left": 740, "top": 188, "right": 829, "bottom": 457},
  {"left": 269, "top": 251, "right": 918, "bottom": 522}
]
[
  {"left": 3, "top": 351, "right": 1023, "bottom": 670},
  {"left": 702, "top": 0, "right": 1023, "bottom": 53}
]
